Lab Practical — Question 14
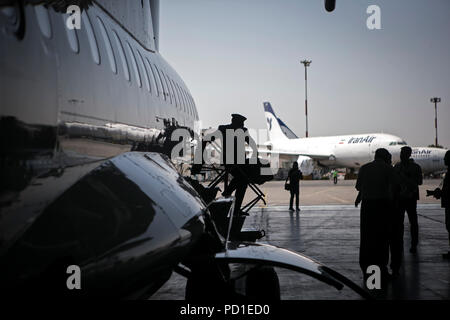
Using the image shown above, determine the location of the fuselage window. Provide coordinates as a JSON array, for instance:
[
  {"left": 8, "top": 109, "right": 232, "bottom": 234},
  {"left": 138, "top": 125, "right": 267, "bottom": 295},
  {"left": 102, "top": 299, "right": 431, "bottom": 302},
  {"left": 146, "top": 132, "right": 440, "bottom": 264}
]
[
  {"left": 193, "top": 102, "right": 198, "bottom": 120},
  {"left": 137, "top": 50, "right": 150, "bottom": 92},
  {"left": 81, "top": 11, "right": 100, "bottom": 65},
  {"left": 126, "top": 41, "right": 141, "bottom": 88},
  {"left": 187, "top": 93, "right": 193, "bottom": 115},
  {"left": 191, "top": 96, "right": 198, "bottom": 119},
  {"left": 96, "top": 17, "right": 116, "bottom": 74},
  {"left": 160, "top": 70, "right": 172, "bottom": 104},
  {"left": 146, "top": 58, "right": 160, "bottom": 96},
  {"left": 35, "top": 5, "right": 52, "bottom": 39},
  {"left": 154, "top": 65, "right": 167, "bottom": 101},
  {"left": 62, "top": 14, "right": 79, "bottom": 53},
  {"left": 181, "top": 88, "right": 189, "bottom": 113},
  {"left": 178, "top": 86, "right": 186, "bottom": 112},
  {"left": 112, "top": 30, "right": 129, "bottom": 81},
  {"left": 173, "top": 81, "right": 182, "bottom": 110},
  {"left": 168, "top": 78, "right": 178, "bottom": 108}
]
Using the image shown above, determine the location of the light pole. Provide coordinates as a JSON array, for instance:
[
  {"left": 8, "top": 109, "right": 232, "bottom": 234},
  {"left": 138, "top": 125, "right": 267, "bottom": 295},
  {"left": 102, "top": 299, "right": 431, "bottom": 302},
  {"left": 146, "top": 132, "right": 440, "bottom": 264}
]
[
  {"left": 300, "top": 60, "right": 311, "bottom": 138},
  {"left": 430, "top": 97, "right": 441, "bottom": 147}
]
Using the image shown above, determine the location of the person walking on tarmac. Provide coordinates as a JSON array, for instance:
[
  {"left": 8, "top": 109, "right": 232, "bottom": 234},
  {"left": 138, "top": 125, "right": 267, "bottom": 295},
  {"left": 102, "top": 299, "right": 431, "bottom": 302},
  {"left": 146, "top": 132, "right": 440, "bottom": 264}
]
[
  {"left": 394, "top": 146, "right": 423, "bottom": 254},
  {"left": 286, "top": 161, "right": 303, "bottom": 212},
  {"left": 356, "top": 148, "right": 395, "bottom": 286},
  {"left": 427, "top": 150, "right": 450, "bottom": 259}
]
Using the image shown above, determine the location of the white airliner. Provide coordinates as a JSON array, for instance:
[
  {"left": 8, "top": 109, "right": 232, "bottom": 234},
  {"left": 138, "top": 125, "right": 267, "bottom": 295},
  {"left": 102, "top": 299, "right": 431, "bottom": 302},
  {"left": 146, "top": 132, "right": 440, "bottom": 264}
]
[
  {"left": 411, "top": 147, "right": 448, "bottom": 174},
  {"left": 262, "top": 102, "right": 408, "bottom": 175}
]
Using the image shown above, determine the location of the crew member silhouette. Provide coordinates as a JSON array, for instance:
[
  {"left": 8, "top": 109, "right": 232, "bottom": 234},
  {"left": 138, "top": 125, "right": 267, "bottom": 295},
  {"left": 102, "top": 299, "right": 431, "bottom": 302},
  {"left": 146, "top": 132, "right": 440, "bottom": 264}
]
[
  {"left": 356, "top": 148, "right": 395, "bottom": 286},
  {"left": 286, "top": 161, "right": 303, "bottom": 211},
  {"left": 428, "top": 150, "right": 450, "bottom": 259},
  {"left": 219, "top": 114, "right": 256, "bottom": 216},
  {"left": 394, "top": 146, "right": 423, "bottom": 254},
  {"left": 385, "top": 152, "right": 402, "bottom": 278}
]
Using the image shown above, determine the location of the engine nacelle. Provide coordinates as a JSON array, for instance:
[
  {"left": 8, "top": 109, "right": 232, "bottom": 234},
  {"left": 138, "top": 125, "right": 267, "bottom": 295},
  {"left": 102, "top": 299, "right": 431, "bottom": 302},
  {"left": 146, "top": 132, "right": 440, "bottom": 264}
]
[{"left": 297, "top": 155, "right": 314, "bottom": 176}]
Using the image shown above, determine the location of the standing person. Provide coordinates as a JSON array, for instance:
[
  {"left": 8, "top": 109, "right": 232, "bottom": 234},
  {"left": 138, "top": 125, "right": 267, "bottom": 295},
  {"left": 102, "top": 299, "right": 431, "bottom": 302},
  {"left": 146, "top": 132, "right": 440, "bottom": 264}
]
[
  {"left": 386, "top": 153, "right": 402, "bottom": 278},
  {"left": 286, "top": 161, "right": 303, "bottom": 212},
  {"left": 394, "top": 146, "right": 423, "bottom": 254},
  {"left": 219, "top": 114, "right": 257, "bottom": 216},
  {"left": 355, "top": 148, "right": 395, "bottom": 286},
  {"left": 428, "top": 150, "right": 450, "bottom": 259},
  {"left": 332, "top": 170, "right": 338, "bottom": 184}
]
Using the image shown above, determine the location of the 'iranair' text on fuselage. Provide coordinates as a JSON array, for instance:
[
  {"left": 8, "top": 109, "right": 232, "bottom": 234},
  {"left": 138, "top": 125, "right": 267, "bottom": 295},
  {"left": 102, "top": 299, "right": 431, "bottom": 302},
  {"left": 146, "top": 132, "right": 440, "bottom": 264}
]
[
  {"left": 348, "top": 136, "right": 376, "bottom": 144},
  {"left": 412, "top": 149, "right": 432, "bottom": 155}
]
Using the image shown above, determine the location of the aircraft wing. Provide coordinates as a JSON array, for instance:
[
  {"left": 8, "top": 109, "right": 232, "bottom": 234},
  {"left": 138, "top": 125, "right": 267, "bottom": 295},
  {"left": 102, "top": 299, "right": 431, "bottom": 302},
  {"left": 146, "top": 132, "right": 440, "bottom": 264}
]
[{"left": 253, "top": 148, "right": 334, "bottom": 161}]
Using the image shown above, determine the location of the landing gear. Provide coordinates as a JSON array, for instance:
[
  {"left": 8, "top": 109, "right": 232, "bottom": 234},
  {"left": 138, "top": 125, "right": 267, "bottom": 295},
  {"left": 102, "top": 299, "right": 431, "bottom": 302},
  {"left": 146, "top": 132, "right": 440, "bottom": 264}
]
[
  {"left": 245, "top": 266, "right": 280, "bottom": 300},
  {"left": 184, "top": 265, "right": 280, "bottom": 301}
]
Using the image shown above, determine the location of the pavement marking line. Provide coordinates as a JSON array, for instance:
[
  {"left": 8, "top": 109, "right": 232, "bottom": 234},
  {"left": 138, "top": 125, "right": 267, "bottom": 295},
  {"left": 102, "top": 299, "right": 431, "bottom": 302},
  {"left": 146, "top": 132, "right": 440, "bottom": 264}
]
[
  {"left": 300, "top": 189, "right": 329, "bottom": 198},
  {"left": 325, "top": 194, "right": 349, "bottom": 204}
]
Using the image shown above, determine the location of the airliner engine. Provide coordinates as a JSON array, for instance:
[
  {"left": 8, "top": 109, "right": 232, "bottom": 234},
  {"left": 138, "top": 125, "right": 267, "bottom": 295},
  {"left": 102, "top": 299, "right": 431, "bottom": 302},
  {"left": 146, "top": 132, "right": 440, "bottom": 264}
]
[{"left": 297, "top": 155, "right": 314, "bottom": 176}]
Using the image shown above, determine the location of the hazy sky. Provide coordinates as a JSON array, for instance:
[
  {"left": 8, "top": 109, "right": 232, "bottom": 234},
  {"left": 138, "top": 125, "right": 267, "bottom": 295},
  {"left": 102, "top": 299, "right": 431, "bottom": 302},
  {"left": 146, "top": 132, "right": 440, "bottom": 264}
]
[{"left": 160, "top": 0, "right": 450, "bottom": 148}]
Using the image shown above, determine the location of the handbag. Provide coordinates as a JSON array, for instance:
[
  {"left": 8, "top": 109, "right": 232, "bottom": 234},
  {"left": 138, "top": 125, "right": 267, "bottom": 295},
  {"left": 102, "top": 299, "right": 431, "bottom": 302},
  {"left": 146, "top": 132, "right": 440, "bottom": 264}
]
[{"left": 284, "top": 182, "right": 290, "bottom": 191}]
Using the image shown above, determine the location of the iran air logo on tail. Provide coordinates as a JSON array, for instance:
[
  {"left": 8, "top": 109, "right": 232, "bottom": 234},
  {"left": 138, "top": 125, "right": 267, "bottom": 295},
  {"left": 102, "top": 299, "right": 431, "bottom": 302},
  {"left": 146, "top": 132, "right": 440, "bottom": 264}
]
[{"left": 267, "top": 117, "right": 272, "bottom": 131}]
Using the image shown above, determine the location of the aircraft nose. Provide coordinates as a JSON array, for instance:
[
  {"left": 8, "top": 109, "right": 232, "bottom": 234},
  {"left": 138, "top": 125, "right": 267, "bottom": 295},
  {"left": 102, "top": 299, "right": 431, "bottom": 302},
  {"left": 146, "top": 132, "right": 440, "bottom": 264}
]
[{"left": 388, "top": 146, "right": 401, "bottom": 162}]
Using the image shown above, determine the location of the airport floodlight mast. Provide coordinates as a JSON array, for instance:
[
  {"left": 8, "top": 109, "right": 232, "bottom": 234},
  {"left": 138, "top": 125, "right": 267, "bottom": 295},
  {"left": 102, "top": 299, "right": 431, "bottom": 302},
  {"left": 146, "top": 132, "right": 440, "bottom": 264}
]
[
  {"left": 430, "top": 97, "right": 441, "bottom": 147},
  {"left": 301, "top": 60, "right": 312, "bottom": 138}
]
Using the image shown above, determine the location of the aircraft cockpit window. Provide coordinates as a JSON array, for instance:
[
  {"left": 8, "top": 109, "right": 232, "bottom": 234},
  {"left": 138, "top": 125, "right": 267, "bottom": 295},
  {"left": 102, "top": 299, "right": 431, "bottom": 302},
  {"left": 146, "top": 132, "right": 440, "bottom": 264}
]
[
  {"left": 126, "top": 41, "right": 141, "bottom": 88},
  {"left": 389, "top": 142, "right": 397, "bottom": 146},
  {"left": 16, "top": 161, "right": 157, "bottom": 261},
  {"left": 96, "top": 17, "right": 116, "bottom": 74},
  {"left": 111, "top": 30, "right": 130, "bottom": 81},
  {"left": 398, "top": 141, "right": 407, "bottom": 145}
]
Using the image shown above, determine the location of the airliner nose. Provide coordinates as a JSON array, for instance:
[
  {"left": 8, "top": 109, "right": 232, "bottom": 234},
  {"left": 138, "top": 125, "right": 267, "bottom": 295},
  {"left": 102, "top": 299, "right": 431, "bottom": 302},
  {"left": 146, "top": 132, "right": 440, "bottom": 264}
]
[{"left": 388, "top": 146, "right": 401, "bottom": 163}]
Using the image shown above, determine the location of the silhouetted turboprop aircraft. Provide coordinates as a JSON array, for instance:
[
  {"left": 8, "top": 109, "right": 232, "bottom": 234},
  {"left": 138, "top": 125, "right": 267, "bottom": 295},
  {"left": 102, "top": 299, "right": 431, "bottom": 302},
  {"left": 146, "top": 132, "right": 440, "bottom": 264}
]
[{"left": 0, "top": 0, "right": 372, "bottom": 300}]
